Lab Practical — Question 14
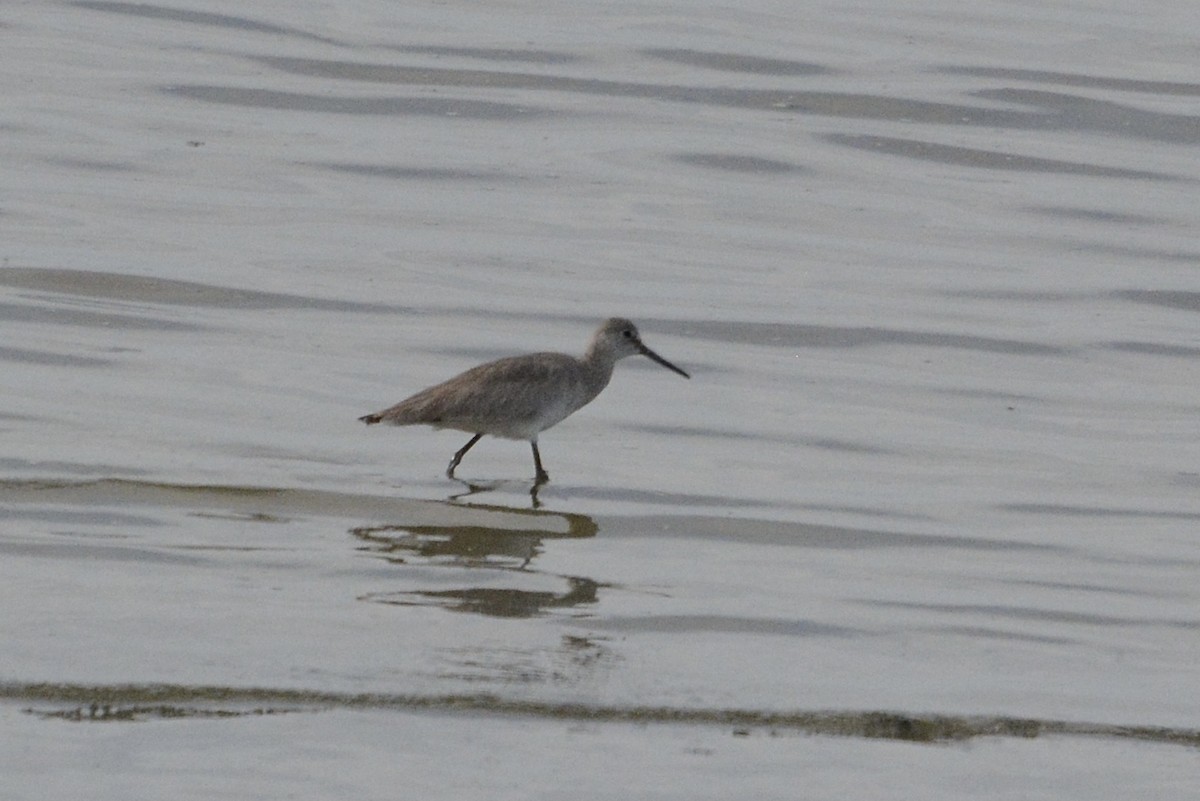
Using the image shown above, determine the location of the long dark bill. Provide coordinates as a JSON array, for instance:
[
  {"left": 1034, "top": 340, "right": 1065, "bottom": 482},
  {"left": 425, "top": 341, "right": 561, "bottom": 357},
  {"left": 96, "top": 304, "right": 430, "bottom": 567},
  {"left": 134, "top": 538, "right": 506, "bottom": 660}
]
[{"left": 638, "top": 342, "right": 690, "bottom": 378}]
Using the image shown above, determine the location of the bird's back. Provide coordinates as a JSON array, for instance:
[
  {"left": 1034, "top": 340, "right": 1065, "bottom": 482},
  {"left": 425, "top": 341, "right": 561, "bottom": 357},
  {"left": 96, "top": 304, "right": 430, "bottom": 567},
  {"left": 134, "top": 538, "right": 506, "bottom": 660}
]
[{"left": 360, "top": 352, "right": 604, "bottom": 440}]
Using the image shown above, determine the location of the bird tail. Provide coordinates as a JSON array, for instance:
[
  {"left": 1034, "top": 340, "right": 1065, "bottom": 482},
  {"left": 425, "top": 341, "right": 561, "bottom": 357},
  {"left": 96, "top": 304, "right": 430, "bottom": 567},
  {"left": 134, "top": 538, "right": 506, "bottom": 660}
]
[{"left": 358, "top": 413, "right": 383, "bottom": 425}]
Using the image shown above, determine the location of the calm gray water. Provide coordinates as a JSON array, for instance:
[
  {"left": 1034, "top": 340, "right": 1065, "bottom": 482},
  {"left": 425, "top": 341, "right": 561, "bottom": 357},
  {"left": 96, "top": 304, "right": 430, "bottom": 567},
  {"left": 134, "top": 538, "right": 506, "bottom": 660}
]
[{"left": 2, "top": 1, "right": 1199, "bottom": 798}]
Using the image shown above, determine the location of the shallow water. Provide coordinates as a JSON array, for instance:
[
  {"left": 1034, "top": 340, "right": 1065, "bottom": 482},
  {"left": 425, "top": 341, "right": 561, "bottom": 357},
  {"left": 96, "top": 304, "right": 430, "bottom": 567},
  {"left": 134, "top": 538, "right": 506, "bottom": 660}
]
[{"left": 3, "top": 0, "right": 1199, "bottom": 798}]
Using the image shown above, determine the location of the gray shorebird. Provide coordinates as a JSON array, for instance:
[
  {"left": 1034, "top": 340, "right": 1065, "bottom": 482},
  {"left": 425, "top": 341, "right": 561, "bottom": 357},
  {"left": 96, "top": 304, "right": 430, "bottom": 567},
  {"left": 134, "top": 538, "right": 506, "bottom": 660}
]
[{"left": 359, "top": 318, "right": 689, "bottom": 483}]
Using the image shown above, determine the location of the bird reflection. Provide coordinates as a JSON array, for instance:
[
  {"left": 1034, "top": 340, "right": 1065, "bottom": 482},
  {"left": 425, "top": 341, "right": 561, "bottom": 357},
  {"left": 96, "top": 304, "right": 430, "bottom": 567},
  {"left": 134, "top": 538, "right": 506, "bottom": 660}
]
[
  {"left": 352, "top": 522, "right": 542, "bottom": 568},
  {"left": 364, "top": 577, "right": 600, "bottom": 619},
  {"left": 351, "top": 500, "right": 601, "bottom": 618}
]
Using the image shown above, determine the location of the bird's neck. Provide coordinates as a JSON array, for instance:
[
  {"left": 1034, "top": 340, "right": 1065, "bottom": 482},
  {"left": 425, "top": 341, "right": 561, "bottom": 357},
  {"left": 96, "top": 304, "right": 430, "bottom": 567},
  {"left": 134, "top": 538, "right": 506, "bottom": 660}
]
[{"left": 580, "top": 347, "right": 618, "bottom": 399}]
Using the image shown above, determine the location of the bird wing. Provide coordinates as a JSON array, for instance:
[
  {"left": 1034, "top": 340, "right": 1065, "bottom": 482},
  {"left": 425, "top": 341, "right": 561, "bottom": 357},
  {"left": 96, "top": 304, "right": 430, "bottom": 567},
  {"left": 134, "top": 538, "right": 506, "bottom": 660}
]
[{"left": 367, "top": 353, "right": 584, "bottom": 435}]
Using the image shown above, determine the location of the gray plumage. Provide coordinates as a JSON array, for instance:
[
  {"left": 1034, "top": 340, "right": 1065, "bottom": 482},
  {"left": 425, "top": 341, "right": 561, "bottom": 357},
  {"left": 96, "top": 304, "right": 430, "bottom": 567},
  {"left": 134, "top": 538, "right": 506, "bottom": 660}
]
[{"left": 359, "top": 318, "right": 689, "bottom": 482}]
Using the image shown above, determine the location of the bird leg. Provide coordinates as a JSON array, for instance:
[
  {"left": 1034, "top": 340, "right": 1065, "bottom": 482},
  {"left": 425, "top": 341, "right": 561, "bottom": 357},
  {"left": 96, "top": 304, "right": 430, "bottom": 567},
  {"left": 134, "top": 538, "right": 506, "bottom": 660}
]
[
  {"left": 447, "top": 433, "right": 484, "bottom": 479},
  {"left": 531, "top": 441, "right": 550, "bottom": 484}
]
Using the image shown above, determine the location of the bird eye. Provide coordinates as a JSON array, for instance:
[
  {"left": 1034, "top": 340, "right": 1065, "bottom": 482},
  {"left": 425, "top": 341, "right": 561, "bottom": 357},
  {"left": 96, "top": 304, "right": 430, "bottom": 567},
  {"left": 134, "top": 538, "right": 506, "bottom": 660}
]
[{"left": 621, "top": 329, "right": 634, "bottom": 339}]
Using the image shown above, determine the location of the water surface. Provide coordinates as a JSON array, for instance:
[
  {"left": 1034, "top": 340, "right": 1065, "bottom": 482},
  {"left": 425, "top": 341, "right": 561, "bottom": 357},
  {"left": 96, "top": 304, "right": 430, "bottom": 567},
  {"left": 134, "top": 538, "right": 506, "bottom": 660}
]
[{"left": 3, "top": 0, "right": 1199, "bottom": 798}]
